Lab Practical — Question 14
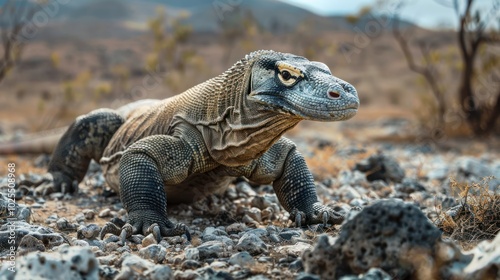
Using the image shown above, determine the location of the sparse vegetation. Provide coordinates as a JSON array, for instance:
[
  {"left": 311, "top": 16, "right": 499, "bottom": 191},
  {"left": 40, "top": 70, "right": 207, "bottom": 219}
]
[
  {"left": 434, "top": 178, "right": 500, "bottom": 248},
  {"left": 393, "top": 0, "right": 500, "bottom": 136},
  {"left": 147, "top": 7, "right": 203, "bottom": 92},
  {"left": 456, "top": 0, "right": 500, "bottom": 135},
  {"left": 219, "top": 9, "right": 261, "bottom": 65},
  {"left": 0, "top": 0, "right": 37, "bottom": 84}
]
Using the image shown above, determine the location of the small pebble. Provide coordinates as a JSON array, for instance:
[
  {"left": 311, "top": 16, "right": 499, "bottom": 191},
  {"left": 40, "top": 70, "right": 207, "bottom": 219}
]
[{"left": 98, "top": 208, "right": 111, "bottom": 218}]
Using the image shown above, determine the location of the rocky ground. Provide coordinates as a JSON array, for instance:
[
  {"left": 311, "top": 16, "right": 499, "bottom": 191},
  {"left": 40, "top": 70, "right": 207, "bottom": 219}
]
[{"left": 0, "top": 134, "right": 499, "bottom": 280}]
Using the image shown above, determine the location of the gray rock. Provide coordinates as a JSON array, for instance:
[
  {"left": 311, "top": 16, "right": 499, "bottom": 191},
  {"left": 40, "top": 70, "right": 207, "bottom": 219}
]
[
  {"left": 142, "top": 233, "right": 158, "bottom": 247},
  {"left": 225, "top": 186, "right": 238, "bottom": 200},
  {"left": 139, "top": 244, "right": 167, "bottom": 263},
  {"left": 394, "top": 178, "right": 426, "bottom": 194},
  {"left": 277, "top": 242, "right": 312, "bottom": 257},
  {"left": 120, "top": 253, "right": 154, "bottom": 272},
  {"left": 201, "top": 227, "right": 233, "bottom": 246},
  {"left": 0, "top": 193, "right": 31, "bottom": 222},
  {"left": 116, "top": 245, "right": 131, "bottom": 254},
  {"left": 278, "top": 229, "right": 302, "bottom": 241},
  {"left": 73, "top": 213, "right": 85, "bottom": 223},
  {"left": 98, "top": 208, "right": 111, "bottom": 218},
  {"left": 269, "top": 233, "right": 281, "bottom": 243},
  {"left": 77, "top": 224, "right": 100, "bottom": 239},
  {"left": 334, "top": 185, "right": 362, "bottom": 201},
  {"left": 236, "top": 233, "right": 267, "bottom": 255},
  {"left": 82, "top": 209, "right": 96, "bottom": 220},
  {"left": 116, "top": 254, "right": 173, "bottom": 279},
  {"left": 338, "top": 268, "right": 392, "bottom": 280},
  {"left": 45, "top": 214, "right": 58, "bottom": 224},
  {"left": 424, "top": 158, "right": 449, "bottom": 181},
  {"left": 454, "top": 157, "right": 492, "bottom": 178},
  {"left": 242, "top": 214, "right": 260, "bottom": 226},
  {"left": 209, "top": 261, "right": 228, "bottom": 269},
  {"left": 244, "top": 228, "right": 268, "bottom": 238},
  {"left": 17, "top": 235, "right": 46, "bottom": 256},
  {"left": 229, "top": 251, "right": 255, "bottom": 267},
  {"left": 350, "top": 198, "right": 368, "bottom": 207},
  {"left": 354, "top": 154, "right": 405, "bottom": 183},
  {"left": 30, "top": 203, "right": 43, "bottom": 209},
  {"left": 197, "top": 241, "right": 228, "bottom": 259},
  {"left": 185, "top": 248, "right": 200, "bottom": 261},
  {"left": 493, "top": 160, "right": 500, "bottom": 177},
  {"left": 235, "top": 181, "right": 257, "bottom": 197},
  {"left": 453, "top": 156, "right": 500, "bottom": 189},
  {"left": 338, "top": 170, "right": 368, "bottom": 186},
  {"left": 146, "top": 265, "right": 173, "bottom": 280},
  {"left": 463, "top": 231, "right": 500, "bottom": 279},
  {"left": 251, "top": 194, "right": 278, "bottom": 210},
  {"left": 202, "top": 226, "right": 227, "bottom": 237},
  {"left": 247, "top": 275, "right": 270, "bottom": 280},
  {"left": 427, "top": 168, "right": 449, "bottom": 181},
  {"left": 181, "top": 260, "right": 201, "bottom": 269},
  {"left": 175, "top": 269, "right": 202, "bottom": 279},
  {"left": 49, "top": 192, "right": 64, "bottom": 200},
  {"left": 72, "top": 239, "right": 90, "bottom": 247},
  {"left": 86, "top": 239, "right": 105, "bottom": 250},
  {"left": 104, "top": 241, "right": 119, "bottom": 252},
  {"left": 226, "top": 223, "right": 247, "bottom": 234},
  {"left": 97, "top": 254, "right": 118, "bottom": 266},
  {"left": 246, "top": 207, "right": 262, "bottom": 223},
  {"left": 14, "top": 246, "right": 99, "bottom": 280},
  {"left": 56, "top": 218, "right": 77, "bottom": 231},
  {"left": 289, "top": 259, "right": 303, "bottom": 271},
  {"left": 296, "top": 273, "right": 321, "bottom": 280},
  {"left": 0, "top": 221, "right": 64, "bottom": 253},
  {"left": 258, "top": 256, "right": 272, "bottom": 263},
  {"left": 99, "top": 265, "right": 119, "bottom": 280}
]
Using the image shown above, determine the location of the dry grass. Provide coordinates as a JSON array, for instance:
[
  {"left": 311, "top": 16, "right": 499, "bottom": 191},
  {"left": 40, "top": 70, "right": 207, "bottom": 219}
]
[
  {"left": 433, "top": 178, "right": 500, "bottom": 249},
  {"left": 304, "top": 143, "right": 375, "bottom": 182},
  {"left": 305, "top": 146, "right": 341, "bottom": 180},
  {"left": 0, "top": 155, "right": 45, "bottom": 176}
]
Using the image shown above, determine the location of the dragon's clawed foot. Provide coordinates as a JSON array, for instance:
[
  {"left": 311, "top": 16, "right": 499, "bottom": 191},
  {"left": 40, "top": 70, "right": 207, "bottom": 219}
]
[
  {"left": 99, "top": 211, "right": 191, "bottom": 244},
  {"left": 21, "top": 172, "right": 78, "bottom": 196},
  {"left": 290, "top": 203, "right": 346, "bottom": 228}
]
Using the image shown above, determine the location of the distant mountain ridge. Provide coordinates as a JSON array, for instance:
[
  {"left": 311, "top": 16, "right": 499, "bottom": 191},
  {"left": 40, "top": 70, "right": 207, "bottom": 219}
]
[{"left": 0, "top": 0, "right": 416, "bottom": 39}]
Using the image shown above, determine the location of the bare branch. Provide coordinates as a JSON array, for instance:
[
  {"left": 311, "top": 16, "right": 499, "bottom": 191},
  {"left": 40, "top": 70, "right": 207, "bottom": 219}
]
[
  {"left": 393, "top": 18, "right": 426, "bottom": 74},
  {"left": 393, "top": 14, "right": 446, "bottom": 127},
  {"left": 0, "top": 0, "right": 37, "bottom": 83}
]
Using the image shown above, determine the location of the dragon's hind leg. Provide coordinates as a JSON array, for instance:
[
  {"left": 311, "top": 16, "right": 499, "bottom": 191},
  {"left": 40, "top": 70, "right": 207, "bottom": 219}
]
[{"left": 31, "top": 109, "right": 124, "bottom": 195}]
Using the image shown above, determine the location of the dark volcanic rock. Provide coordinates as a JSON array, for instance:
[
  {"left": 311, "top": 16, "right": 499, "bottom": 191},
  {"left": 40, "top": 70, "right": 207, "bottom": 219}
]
[
  {"left": 302, "top": 199, "right": 441, "bottom": 279},
  {"left": 354, "top": 154, "right": 405, "bottom": 183}
]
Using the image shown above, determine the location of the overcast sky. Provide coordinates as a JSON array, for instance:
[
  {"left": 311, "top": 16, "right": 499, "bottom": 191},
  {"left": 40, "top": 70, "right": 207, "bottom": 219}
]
[{"left": 280, "top": 0, "right": 495, "bottom": 29}]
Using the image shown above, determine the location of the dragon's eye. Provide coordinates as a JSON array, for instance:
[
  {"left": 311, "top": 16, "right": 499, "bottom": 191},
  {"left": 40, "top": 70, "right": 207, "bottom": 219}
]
[
  {"left": 278, "top": 70, "right": 297, "bottom": 86},
  {"left": 281, "top": 70, "right": 292, "bottom": 81}
]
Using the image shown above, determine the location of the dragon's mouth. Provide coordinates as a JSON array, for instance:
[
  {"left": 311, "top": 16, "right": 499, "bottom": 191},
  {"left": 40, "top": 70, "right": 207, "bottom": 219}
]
[
  {"left": 250, "top": 92, "right": 359, "bottom": 121},
  {"left": 329, "top": 108, "right": 358, "bottom": 120}
]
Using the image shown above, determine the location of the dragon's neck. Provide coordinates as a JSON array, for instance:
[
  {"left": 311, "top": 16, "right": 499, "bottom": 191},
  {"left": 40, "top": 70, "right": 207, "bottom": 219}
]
[{"left": 178, "top": 54, "right": 301, "bottom": 166}]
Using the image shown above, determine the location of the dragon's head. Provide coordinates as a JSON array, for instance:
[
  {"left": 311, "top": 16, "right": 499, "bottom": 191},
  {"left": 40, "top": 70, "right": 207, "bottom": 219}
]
[{"left": 247, "top": 51, "right": 359, "bottom": 121}]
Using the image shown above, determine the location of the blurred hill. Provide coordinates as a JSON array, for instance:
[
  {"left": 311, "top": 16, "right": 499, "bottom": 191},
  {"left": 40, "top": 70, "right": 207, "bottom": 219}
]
[
  {"left": 0, "top": 0, "right": 416, "bottom": 39},
  {"left": 0, "top": 0, "right": 437, "bottom": 134}
]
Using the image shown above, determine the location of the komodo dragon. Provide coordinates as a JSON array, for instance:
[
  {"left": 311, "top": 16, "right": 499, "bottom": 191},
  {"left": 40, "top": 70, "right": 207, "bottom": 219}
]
[{"left": 0, "top": 50, "right": 359, "bottom": 241}]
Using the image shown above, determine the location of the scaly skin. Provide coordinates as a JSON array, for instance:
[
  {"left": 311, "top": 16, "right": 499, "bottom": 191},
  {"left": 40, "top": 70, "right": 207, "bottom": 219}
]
[{"left": 14, "top": 51, "right": 360, "bottom": 241}]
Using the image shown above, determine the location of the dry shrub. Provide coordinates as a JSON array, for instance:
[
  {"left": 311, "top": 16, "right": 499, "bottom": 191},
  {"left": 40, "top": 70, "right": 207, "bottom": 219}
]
[
  {"left": 434, "top": 178, "right": 500, "bottom": 248},
  {"left": 305, "top": 145, "right": 339, "bottom": 180},
  {"left": 305, "top": 144, "right": 372, "bottom": 181}
]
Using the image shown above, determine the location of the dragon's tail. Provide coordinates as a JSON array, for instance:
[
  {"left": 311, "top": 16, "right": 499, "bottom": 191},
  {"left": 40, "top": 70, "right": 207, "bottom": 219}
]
[{"left": 0, "top": 127, "right": 67, "bottom": 155}]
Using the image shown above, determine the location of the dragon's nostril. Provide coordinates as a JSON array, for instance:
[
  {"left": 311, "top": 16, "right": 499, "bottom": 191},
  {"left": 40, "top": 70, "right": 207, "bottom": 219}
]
[{"left": 328, "top": 91, "right": 341, "bottom": 99}]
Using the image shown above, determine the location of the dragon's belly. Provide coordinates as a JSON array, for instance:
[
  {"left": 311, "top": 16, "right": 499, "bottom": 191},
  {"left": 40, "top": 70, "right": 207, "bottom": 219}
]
[
  {"left": 165, "top": 173, "right": 234, "bottom": 204},
  {"left": 103, "top": 162, "right": 234, "bottom": 204}
]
